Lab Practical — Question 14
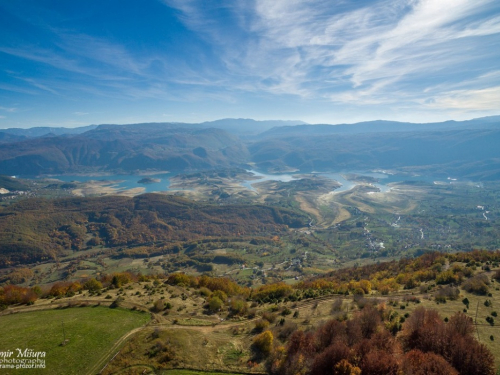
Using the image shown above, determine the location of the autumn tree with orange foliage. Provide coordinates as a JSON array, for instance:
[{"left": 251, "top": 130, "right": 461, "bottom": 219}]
[
  {"left": 400, "top": 307, "right": 496, "bottom": 375},
  {"left": 401, "top": 350, "right": 458, "bottom": 375},
  {"left": 269, "top": 305, "right": 495, "bottom": 375},
  {"left": 0, "top": 285, "right": 38, "bottom": 306}
]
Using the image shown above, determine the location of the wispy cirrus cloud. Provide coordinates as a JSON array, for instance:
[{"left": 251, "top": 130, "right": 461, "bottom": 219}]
[
  {"left": 0, "top": 24, "right": 233, "bottom": 103},
  {"left": 165, "top": 0, "right": 500, "bottom": 112},
  {"left": 1, "top": 0, "right": 499, "bottom": 126}
]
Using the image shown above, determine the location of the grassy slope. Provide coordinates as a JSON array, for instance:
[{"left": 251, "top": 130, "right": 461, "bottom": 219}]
[
  {"left": 0, "top": 307, "right": 150, "bottom": 375},
  {"left": 102, "top": 324, "right": 256, "bottom": 375},
  {"left": 2, "top": 269, "right": 500, "bottom": 373}
]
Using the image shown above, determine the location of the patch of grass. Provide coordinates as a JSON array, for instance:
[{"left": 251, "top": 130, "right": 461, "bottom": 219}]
[
  {"left": 219, "top": 342, "right": 247, "bottom": 366},
  {"left": 0, "top": 307, "right": 149, "bottom": 375},
  {"left": 400, "top": 281, "right": 500, "bottom": 368},
  {"left": 104, "top": 326, "right": 255, "bottom": 374},
  {"left": 175, "top": 318, "right": 214, "bottom": 326}
]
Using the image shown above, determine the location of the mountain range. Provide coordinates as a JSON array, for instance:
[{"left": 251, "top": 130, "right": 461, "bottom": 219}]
[{"left": 0, "top": 116, "right": 499, "bottom": 179}]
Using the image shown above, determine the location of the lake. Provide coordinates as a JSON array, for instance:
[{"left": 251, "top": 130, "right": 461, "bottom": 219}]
[
  {"left": 34, "top": 172, "right": 175, "bottom": 193},
  {"left": 27, "top": 169, "right": 464, "bottom": 195}
]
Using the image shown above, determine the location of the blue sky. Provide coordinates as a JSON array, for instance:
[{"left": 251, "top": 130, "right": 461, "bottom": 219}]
[{"left": 1, "top": 0, "right": 499, "bottom": 128}]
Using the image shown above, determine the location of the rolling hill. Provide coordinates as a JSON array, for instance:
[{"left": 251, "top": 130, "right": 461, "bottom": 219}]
[
  {"left": 0, "top": 125, "right": 249, "bottom": 175},
  {"left": 0, "top": 193, "right": 308, "bottom": 266}
]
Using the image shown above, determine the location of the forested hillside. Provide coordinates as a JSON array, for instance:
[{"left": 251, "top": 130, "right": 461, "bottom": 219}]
[
  {"left": 0, "top": 194, "right": 308, "bottom": 266},
  {"left": 0, "top": 125, "right": 248, "bottom": 175},
  {"left": 249, "top": 128, "right": 500, "bottom": 179}
]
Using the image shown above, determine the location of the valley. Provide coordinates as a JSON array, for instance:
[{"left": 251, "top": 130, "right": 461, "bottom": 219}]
[
  {"left": 1, "top": 117, "right": 500, "bottom": 375},
  {"left": 3, "top": 0, "right": 500, "bottom": 372},
  {"left": 1, "top": 168, "right": 499, "bottom": 289}
]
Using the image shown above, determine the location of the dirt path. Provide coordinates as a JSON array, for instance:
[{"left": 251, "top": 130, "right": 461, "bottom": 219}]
[{"left": 89, "top": 326, "right": 148, "bottom": 375}]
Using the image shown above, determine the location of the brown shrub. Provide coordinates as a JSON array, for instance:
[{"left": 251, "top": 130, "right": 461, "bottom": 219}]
[
  {"left": 315, "top": 319, "right": 347, "bottom": 351},
  {"left": 401, "top": 349, "right": 458, "bottom": 375},
  {"left": 358, "top": 349, "right": 399, "bottom": 375},
  {"left": 310, "top": 342, "right": 351, "bottom": 375},
  {"left": 462, "top": 273, "right": 490, "bottom": 295}
]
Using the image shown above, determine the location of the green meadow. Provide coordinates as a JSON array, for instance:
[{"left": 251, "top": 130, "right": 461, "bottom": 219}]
[{"left": 0, "top": 306, "right": 150, "bottom": 375}]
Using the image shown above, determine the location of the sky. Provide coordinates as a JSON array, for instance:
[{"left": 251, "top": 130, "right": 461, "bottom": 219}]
[{"left": 0, "top": 0, "right": 500, "bottom": 128}]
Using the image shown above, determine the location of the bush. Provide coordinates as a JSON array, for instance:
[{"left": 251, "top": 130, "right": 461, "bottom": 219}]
[
  {"left": 331, "top": 299, "right": 344, "bottom": 312},
  {"left": 262, "top": 311, "right": 277, "bottom": 323},
  {"left": 229, "top": 298, "right": 248, "bottom": 316},
  {"left": 252, "top": 330, "right": 273, "bottom": 356},
  {"left": 254, "top": 319, "right": 270, "bottom": 332},
  {"left": 493, "top": 269, "right": 500, "bottom": 281},
  {"left": 462, "top": 274, "right": 490, "bottom": 295},
  {"left": 83, "top": 278, "right": 102, "bottom": 292},
  {"left": 198, "top": 287, "right": 211, "bottom": 297},
  {"left": 435, "top": 286, "right": 459, "bottom": 301},
  {"left": 212, "top": 290, "right": 228, "bottom": 302},
  {"left": 151, "top": 299, "right": 165, "bottom": 313},
  {"left": 436, "top": 270, "right": 459, "bottom": 285},
  {"left": 207, "top": 296, "right": 223, "bottom": 312},
  {"left": 282, "top": 307, "right": 292, "bottom": 316}
]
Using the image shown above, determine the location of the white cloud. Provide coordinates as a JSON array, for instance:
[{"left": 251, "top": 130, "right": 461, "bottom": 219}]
[
  {"left": 163, "top": 0, "right": 500, "bottom": 112},
  {"left": 456, "top": 15, "right": 500, "bottom": 38},
  {"left": 3, "top": 0, "right": 500, "bottom": 121},
  {"left": 326, "top": 0, "right": 496, "bottom": 88},
  {"left": 0, "top": 106, "right": 18, "bottom": 112},
  {"left": 423, "top": 86, "right": 500, "bottom": 111}
]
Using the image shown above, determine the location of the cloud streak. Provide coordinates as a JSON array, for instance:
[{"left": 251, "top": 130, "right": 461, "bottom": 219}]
[
  {"left": 165, "top": 0, "right": 500, "bottom": 112},
  {"left": 0, "top": 106, "right": 18, "bottom": 112},
  {"left": 423, "top": 86, "right": 500, "bottom": 111},
  {"left": 1, "top": 0, "right": 499, "bottom": 126}
]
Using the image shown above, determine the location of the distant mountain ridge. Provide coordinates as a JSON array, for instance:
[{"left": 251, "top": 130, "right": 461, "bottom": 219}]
[
  {"left": 249, "top": 128, "right": 500, "bottom": 179},
  {"left": 0, "top": 116, "right": 499, "bottom": 178},
  {"left": 257, "top": 116, "right": 500, "bottom": 138},
  {"left": 0, "top": 125, "right": 249, "bottom": 175},
  {"left": 0, "top": 125, "right": 98, "bottom": 138},
  {"left": 199, "top": 118, "right": 307, "bottom": 135},
  {"left": 2, "top": 116, "right": 498, "bottom": 139},
  {"left": 0, "top": 119, "right": 306, "bottom": 139}
]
